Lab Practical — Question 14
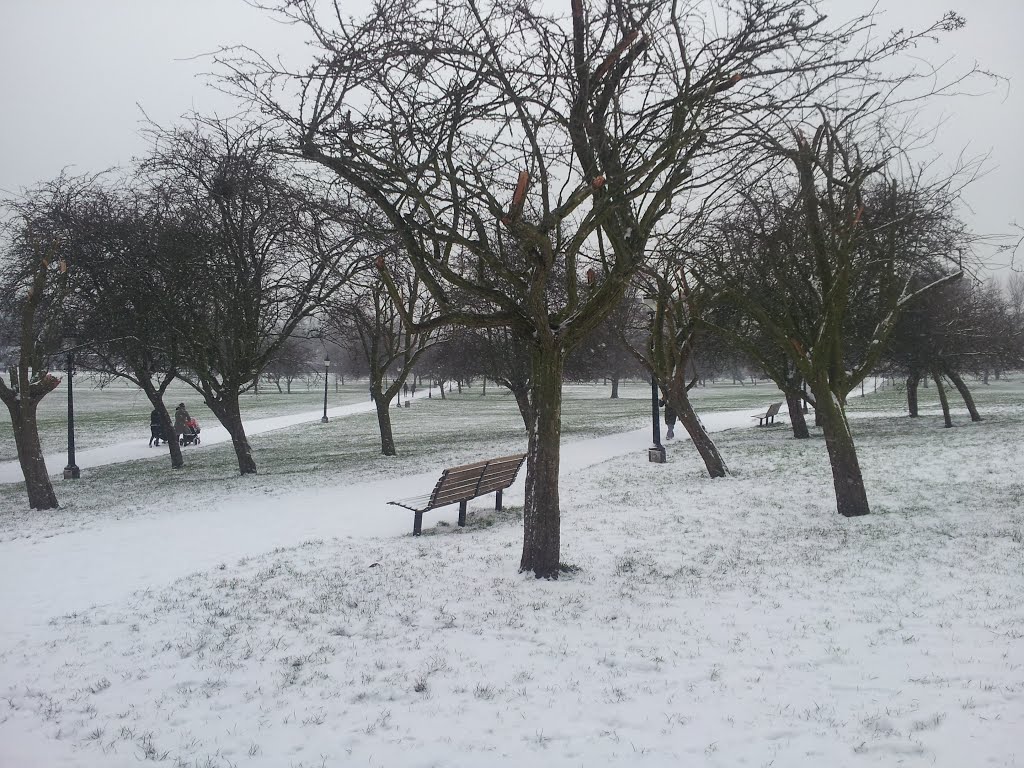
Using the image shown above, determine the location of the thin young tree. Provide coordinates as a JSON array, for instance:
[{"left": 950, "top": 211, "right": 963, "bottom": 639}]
[{"left": 326, "top": 248, "right": 438, "bottom": 455}]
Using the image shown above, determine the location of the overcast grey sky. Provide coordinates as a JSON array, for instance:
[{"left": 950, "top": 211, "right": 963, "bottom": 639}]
[{"left": 1, "top": 0, "right": 1020, "bottom": 273}]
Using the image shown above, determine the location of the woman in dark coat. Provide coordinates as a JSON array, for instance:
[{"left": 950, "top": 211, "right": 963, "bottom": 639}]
[
  {"left": 173, "top": 403, "right": 190, "bottom": 438},
  {"left": 149, "top": 408, "right": 163, "bottom": 447}
]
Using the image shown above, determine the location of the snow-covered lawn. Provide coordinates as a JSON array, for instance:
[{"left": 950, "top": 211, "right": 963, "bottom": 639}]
[{"left": 1, "top": 380, "right": 1021, "bottom": 767}]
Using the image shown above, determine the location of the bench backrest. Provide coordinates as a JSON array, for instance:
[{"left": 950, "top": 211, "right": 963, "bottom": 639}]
[
  {"left": 428, "top": 453, "right": 527, "bottom": 511},
  {"left": 767, "top": 402, "right": 782, "bottom": 417}
]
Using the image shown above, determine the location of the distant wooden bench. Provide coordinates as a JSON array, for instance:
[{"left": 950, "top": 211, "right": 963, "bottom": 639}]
[
  {"left": 388, "top": 453, "right": 527, "bottom": 535},
  {"left": 752, "top": 402, "right": 784, "bottom": 426}
]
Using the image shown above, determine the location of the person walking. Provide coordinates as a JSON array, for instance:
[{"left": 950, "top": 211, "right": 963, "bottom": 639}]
[
  {"left": 665, "top": 402, "right": 677, "bottom": 440},
  {"left": 173, "top": 403, "right": 191, "bottom": 441},
  {"left": 149, "top": 408, "right": 163, "bottom": 447}
]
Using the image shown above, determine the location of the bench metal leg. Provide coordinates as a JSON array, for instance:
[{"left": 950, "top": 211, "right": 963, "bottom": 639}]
[
  {"left": 495, "top": 489, "right": 503, "bottom": 511},
  {"left": 413, "top": 511, "right": 423, "bottom": 536},
  {"left": 458, "top": 500, "right": 467, "bottom": 527}
]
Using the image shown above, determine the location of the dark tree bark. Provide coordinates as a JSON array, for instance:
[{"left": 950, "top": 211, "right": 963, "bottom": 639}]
[
  {"left": 812, "top": 381, "right": 870, "bottom": 517},
  {"left": 5, "top": 397, "right": 59, "bottom": 509},
  {"left": 786, "top": 389, "right": 810, "bottom": 438},
  {"left": 0, "top": 234, "right": 66, "bottom": 510},
  {"left": 610, "top": 375, "right": 620, "bottom": 399},
  {"left": 140, "top": 382, "right": 184, "bottom": 470},
  {"left": 372, "top": 390, "right": 397, "bottom": 456},
  {"left": 520, "top": 345, "right": 562, "bottom": 579},
  {"left": 944, "top": 366, "right": 982, "bottom": 422},
  {"left": 906, "top": 373, "right": 920, "bottom": 417},
  {"left": 673, "top": 391, "right": 728, "bottom": 477},
  {"left": 931, "top": 368, "right": 953, "bottom": 428},
  {"left": 208, "top": 390, "right": 257, "bottom": 474}
]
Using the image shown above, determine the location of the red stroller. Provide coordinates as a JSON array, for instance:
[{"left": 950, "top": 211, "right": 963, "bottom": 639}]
[{"left": 180, "top": 417, "right": 201, "bottom": 446}]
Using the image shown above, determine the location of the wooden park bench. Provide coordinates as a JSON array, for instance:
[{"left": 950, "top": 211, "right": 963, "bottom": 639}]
[
  {"left": 752, "top": 401, "right": 784, "bottom": 427},
  {"left": 389, "top": 453, "right": 527, "bottom": 535}
]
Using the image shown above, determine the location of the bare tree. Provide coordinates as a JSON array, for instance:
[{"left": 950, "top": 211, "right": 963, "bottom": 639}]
[
  {"left": 224, "top": 0, "right": 970, "bottom": 573},
  {"left": 627, "top": 270, "right": 729, "bottom": 476},
  {"left": 700, "top": 115, "right": 970, "bottom": 517},
  {"left": 57, "top": 183, "right": 192, "bottom": 469},
  {"left": 0, "top": 180, "right": 80, "bottom": 509},
  {"left": 327, "top": 249, "right": 438, "bottom": 455},
  {"left": 144, "top": 119, "right": 363, "bottom": 474}
]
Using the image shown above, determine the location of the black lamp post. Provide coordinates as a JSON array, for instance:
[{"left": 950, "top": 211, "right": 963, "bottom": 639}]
[
  {"left": 642, "top": 296, "right": 666, "bottom": 464},
  {"left": 63, "top": 334, "right": 81, "bottom": 479},
  {"left": 321, "top": 354, "right": 331, "bottom": 423}
]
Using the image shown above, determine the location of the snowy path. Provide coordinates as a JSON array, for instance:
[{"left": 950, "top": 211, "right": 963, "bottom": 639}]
[
  {"left": 0, "top": 392, "right": 390, "bottom": 485},
  {"left": 0, "top": 408, "right": 756, "bottom": 645}
]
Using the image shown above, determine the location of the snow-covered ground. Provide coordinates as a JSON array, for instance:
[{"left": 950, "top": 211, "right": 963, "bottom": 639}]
[{"left": 1, "top": 381, "right": 1021, "bottom": 767}]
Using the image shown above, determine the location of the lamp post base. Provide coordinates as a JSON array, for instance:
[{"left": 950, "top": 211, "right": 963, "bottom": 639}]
[
  {"left": 648, "top": 446, "right": 666, "bottom": 464},
  {"left": 63, "top": 465, "right": 81, "bottom": 479},
  {"left": 321, "top": 416, "right": 329, "bottom": 423}
]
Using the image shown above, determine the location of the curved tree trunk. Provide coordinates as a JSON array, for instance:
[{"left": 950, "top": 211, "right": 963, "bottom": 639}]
[
  {"left": 812, "top": 381, "right": 870, "bottom": 517},
  {"left": 7, "top": 400, "right": 59, "bottom": 509},
  {"left": 673, "top": 392, "right": 727, "bottom": 477},
  {"left": 610, "top": 375, "right": 619, "bottom": 399},
  {"left": 213, "top": 392, "right": 257, "bottom": 475},
  {"left": 944, "top": 367, "right": 981, "bottom": 422},
  {"left": 931, "top": 368, "right": 952, "bottom": 428},
  {"left": 906, "top": 373, "right": 920, "bottom": 417},
  {"left": 511, "top": 384, "right": 534, "bottom": 435},
  {"left": 520, "top": 344, "right": 562, "bottom": 579},
  {"left": 159, "top": 407, "right": 184, "bottom": 469},
  {"left": 374, "top": 395, "right": 396, "bottom": 455},
  {"left": 140, "top": 382, "right": 184, "bottom": 470},
  {"left": 786, "top": 389, "right": 810, "bottom": 438}
]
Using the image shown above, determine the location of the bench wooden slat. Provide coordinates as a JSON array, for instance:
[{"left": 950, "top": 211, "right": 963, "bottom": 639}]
[
  {"left": 391, "top": 452, "right": 527, "bottom": 534},
  {"left": 752, "top": 401, "right": 784, "bottom": 426}
]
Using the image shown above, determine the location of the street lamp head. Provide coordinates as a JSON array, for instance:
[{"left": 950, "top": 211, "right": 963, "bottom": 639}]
[{"left": 323, "top": 356, "right": 331, "bottom": 368}]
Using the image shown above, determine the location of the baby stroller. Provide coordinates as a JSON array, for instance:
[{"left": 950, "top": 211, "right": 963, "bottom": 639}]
[{"left": 179, "top": 417, "right": 201, "bottom": 446}]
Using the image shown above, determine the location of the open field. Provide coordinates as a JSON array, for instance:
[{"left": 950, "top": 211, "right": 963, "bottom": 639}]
[{"left": 1, "top": 376, "right": 1021, "bottom": 767}]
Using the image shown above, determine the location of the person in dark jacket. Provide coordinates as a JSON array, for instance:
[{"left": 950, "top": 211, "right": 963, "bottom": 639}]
[
  {"left": 149, "top": 408, "right": 163, "bottom": 447},
  {"left": 659, "top": 398, "right": 677, "bottom": 440},
  {"left": 173, "top": 403, "right": 191, "bottom": 439}
]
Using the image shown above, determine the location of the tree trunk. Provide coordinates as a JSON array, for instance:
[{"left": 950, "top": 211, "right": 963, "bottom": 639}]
[
  {"left": 510, "top": 383, "right": 534, "bottom": 435},
  {"left": 672, "top": 391, "right": 728, "bottom": 477},
  {"left": 610, "top": 375, "right": 619, "bottom": 399},
  {"left": 944, "top": 367, "right": 982, "bottom": 422},
  {"left": 520, "top": 344, "right": 562, "bottom": 579},
  {"left": 906, "top": 374, "right": 920, "bottom": 417},
  {"left": 812, "top": 381, "right": 870, "bottom": 517},
  {"left": 374, "top": 395, "right": 396, "bottom": 455},
  {"left": 786, "top": 389, "right": 810, "bottom": 439},
  {"left": 931, "top": 368, "right": 952, "bottom": 428},
  {"left": 140, "top": 382, "right": 184, "bottom": 470},
  {"left": 214, "top": 392, "right": 257, "bottom": 474},
  {"left": 5, "top": 399, "right": 59, "bottom": 510}
]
